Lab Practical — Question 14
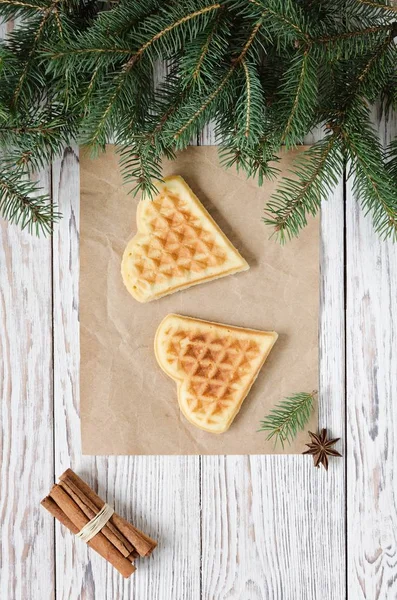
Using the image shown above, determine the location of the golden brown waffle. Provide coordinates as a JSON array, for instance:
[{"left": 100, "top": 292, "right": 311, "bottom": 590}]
[
  {"left": 155, "top": 314, "right": 278, "bottom": 433},
  {"left": 121, "top": 176, "right": 248, "bottom": 302}
]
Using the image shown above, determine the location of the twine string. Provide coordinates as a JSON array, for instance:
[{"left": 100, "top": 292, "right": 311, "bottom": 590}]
[{"left": 76, "top": 503, "right": 115, "bottom": 543}]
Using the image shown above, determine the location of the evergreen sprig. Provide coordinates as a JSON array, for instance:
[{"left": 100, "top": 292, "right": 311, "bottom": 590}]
[
  {"left": 0, "top": 162, "right": 58, "bottom": 234},
  {"left": 258, "top": 390, "right": 317, "bottom": 448},
  {"left": 0, "top": 0, "right": 396, "bottom": 237}
]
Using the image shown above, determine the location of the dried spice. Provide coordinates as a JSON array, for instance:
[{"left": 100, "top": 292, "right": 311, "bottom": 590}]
[{"left": 303, "top": 429, "right": 342, "bottom": 470}]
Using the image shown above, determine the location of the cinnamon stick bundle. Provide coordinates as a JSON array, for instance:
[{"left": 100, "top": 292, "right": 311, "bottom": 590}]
[{"left": 41, "top": 469, "right": 157, "bottom": 578}]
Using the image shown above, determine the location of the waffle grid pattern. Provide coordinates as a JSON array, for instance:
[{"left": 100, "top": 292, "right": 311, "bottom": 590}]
[
  {"left": 165, "top": 326, "right": 261, "bottom": 429},
  {"left": 132, "top": 192, "right": 227, "bottom": 290}
]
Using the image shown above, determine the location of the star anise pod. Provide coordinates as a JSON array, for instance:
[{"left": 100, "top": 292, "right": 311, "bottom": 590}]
[{"left": 303, "top": 429, "right": 342, "bottom": 470}]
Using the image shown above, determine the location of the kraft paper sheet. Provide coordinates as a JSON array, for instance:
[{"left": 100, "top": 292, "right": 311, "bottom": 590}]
[{"left": 80, "top": 145, "right": 318, "bottom": 455}]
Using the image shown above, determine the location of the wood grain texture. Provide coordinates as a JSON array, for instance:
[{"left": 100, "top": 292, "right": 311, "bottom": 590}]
[
  {"left": 346, "top": 110, "right": 397, "bottom": 599},
  {"left": 200, "top": 176, "right": 346, "bottom": 600},
  {"left": 51, "top": 147, "right": 201, "bottom": 600},
  {"left": 0, "top": 167, "right": 54, "bottom": 599}
]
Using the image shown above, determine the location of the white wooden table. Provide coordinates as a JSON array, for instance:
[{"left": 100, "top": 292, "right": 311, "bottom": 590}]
[{"left": 1, "top": 93, "right": 396, "bottom": 598}]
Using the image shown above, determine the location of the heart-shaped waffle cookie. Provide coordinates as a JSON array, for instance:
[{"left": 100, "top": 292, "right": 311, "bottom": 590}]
[
  {"left": 155, "top": 314, "right": 278, "bottom": 433},
  {"left": 121, "top": 176, "right": 248, "bottom": 302}
]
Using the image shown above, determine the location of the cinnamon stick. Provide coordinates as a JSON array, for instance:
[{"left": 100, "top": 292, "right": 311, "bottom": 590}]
[
  {"left": 48, "top": 485, "right": 135, "bottom": 578},
  {"left": 41, "top": 494, "right": 136, "bottom": 573},
  {"left": 59, "top": 469, "right": 157, "bottom": 557},
  {"left": 41, "top": 496, "right": 79, "bottom": 534},
  {"left": 114, "top": 515, "right": 157, "bottom": 558},
  {"left": 41, "top": 469, "right": 156, "bottom": 576},
  {"left": 59, "top": 479, "right": 134, "bottom": 558}
]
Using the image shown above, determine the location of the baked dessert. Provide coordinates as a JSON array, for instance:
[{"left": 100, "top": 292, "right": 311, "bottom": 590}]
[
  {"left": 155, "top": 314, "right": 278, "bottom": 433},
  {"left": 121, "top": 176, "right": 248, "bottom": 302}
]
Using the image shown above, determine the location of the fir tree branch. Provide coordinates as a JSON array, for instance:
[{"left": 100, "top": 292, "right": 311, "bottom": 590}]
[
  {"left": 51, "top": 5, "right": 223, "bottom": 66},
  {"left": 87, "top": 74, "right": 125, "bottom": 147},
  {"left": 342, "top": 123, "right": 397, "bottom": 239},
  {"left": 53, "top": 5, "right": 62, "bottom": 37},
  {"left": 219, "top": 136, "right": 279, "bottom": 185},
  {"left": 187, "top": 12, "right": 225, "bottom": 87},
  {"left": 265, "top": 13, "right": 396, "bottom": 241},
  {"left": 86, "top": 1, "right": 162, "bottom": 39},
  {"left": 241, "top": 59, "right": 251, "bottom": 137},
  {"left": 247, "top": 0, "right": 310, "bottom": 40},
  {"left": 126, "top": 3, "right": 222, "bottom": 69},
  {"left": 356, "top": 28, "right": 395, "bottom": 85},
  {"left": 314, "top": 24, "right": 394, "bottom": 44},
  {"left": 193, "top": 26, "right": 217, "bottom": 82},
  {"left": 0, "top": 165, "right": 60, "bottom": 234},
  {"left": 81, "top": 65, "right": 100, "bottom": 108},
  {"left": 174, "top": 14, "right": 264, "bottom": 140},
  {"left": 0, "top": 107, "right": 78, "bottom": 171},
  {"left": 264, "top": 134, "right": 343, "bottom": 242},
  {"left": 0, "top": 0, "right": 396, "bottom": 238},
  {"left": 0, "top": 0, "right": 46, "bottom": 16},
  {"left": 67, "top": 4, "right": 224, "bottom": 148},
  {"left": 279, "top": 46, "right": 312, "bottom": 145},
  {"left": 239, "top": 17, "right": 264, "bottom": 59},
  {"left": 258, "top": 390, "right": 317, "bottom": 448},
  {"left": 173, "top": 68, "right": 234, "bottom": 139},
  {"left": 51, "top": 47, "right": 133, "bottom": 59},
  {"left": 117, "top": 140, "right": 164, "bottom": 199},
  {"left": 356, "top": 0, "right": 397, "bottom": 13},
  {"left": 0, "top": 124, "right": 51, "bottom": 133},
  {"left": 0, "top": 0, "right": 43, "bottom": 6},
  {"left": 12, "top": 0, "right": 61, "bottom": 105},
  {"left": 266, "top": 8, "right": 309, "bottom": 40},
  {"left": 50, "top": 4, "right": 221, "bottom": 66},
  {"left": 386, "top": 139, "right": 397, "bottom": 180}
]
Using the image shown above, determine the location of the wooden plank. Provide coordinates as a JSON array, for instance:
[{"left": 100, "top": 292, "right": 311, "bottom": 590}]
[
  {"left": 346, "top": 110, "right": 397, "bottom": 599},
  {"left": 199, "top": 127, "right": 346, "bottom": 598},
  {"left": 51, "top": 147, "right": 201, "bottom": 599},
  {"left": 0, "top": 164, "right": 55, "bottom": 597},
  {"left": 0, "top": 23, "right": 55, "bottom": 599},
  {"left": 0, "top": 20, "right": 54, "bottom": 598}
]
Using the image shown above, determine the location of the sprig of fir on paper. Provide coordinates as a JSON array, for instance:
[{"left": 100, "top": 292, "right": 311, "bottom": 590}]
[{"left": 259, "top": 390, "right": 317, "bottom": 448}]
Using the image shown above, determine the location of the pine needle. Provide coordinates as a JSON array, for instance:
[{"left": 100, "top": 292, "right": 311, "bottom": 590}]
[{"left": 258, "top": 390, "right": 317, "bottom": 449}]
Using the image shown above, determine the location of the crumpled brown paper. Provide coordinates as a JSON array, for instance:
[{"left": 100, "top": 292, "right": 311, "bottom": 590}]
[{"left": 80, "top": 145, "right": 318, "bottom": 455}]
